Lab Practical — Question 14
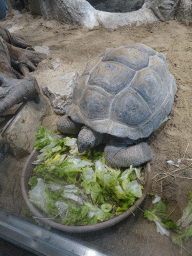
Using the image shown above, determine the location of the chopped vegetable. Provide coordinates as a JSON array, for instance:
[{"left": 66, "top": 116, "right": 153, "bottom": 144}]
[
  {"left": 172, "top": 191, "right": 192, "bottom": 245},
  {"left": 172, "top": 225, "right": 192, "bottom": 245},
  {"left": 101, "top": 203, "right": 112, "bottom": 213},
  {"left": 144, "top": 199, "right": 179, "bottom": 236},
  {"left": 28, "top": 126, "right": 144, "bottom": 226},
  {"left": 144, "top": 194, "right": 192, "bottom": 248},
  {"left": 33, "top": 125, "right": 60, "bottom": 150},
  {"left": 177, "top": 191, "right": 192, "bottom": 228}
]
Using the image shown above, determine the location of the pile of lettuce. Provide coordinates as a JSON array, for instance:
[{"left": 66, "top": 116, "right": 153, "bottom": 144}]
[{"left": 28, "top": 125, "right": 144, "bottom": 226}]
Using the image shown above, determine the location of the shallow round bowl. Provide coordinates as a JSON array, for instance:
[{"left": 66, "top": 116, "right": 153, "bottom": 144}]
[{"left": 21, "top": 150, "right": 152, "bottom": 233}]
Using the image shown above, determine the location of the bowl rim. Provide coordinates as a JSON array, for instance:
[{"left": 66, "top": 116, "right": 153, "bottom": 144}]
[{"left": 21, "top": 149, "right": 152, "bottom": 233}]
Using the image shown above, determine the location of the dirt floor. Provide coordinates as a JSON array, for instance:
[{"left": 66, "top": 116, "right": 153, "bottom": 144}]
[{"left": 0, "top": 10, "right": 192, "bottom": 256}]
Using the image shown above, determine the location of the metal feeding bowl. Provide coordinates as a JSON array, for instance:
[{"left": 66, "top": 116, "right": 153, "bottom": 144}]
[{"left": 21, "top": 150, "right": 152, "bottom": 233}]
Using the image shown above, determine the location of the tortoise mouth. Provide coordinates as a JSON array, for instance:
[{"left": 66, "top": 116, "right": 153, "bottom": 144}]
[{"left": 87, "top": 0, "right": 144, "bottom": 13}]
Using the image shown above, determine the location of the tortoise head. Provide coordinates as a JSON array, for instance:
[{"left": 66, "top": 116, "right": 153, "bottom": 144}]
[
  {"left": 77, "top": 126, "right": 105, "bottom": 153},
  {"left": 77, "top": 126, "right": 96, "bottom": 153}
]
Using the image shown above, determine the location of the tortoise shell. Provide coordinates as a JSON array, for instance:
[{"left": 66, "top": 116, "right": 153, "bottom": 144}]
[{"left": 66, "top": 44, "right": 177, "bottom": 140}]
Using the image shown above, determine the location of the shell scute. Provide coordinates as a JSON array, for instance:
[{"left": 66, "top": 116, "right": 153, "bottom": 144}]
[
  {"left": 111, "top": 89, "right": 151, "bottom": 126},
  {"left": 149, "top": 54, "right": 171, "bottom": 88},
  {"left": 127, "top": 44, "right": 156, "bottom": 56},
  {"left": 130, "top": 68, "right": 166, "bottom": 112},
  {"left": 88, "top": 61, "right": 135, "bottom": 94},
  {"left": 79, "top": 86, "right": 113, "bottom": 120},
  {"left": 103, "top": 47, "right": 149, "bottom": 71},
  {"left": 73, "top": 75, "right": 89, "bottom": 105}
]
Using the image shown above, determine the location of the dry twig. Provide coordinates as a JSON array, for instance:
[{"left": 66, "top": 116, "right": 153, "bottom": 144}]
[{"left": 156, "top": 163, "right": 192, "bottom": 182}]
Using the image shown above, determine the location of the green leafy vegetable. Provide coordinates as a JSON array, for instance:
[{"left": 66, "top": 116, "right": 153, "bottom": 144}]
[
  {"left": 144, "top": 199, "right": 180, "bottom": 237},
  {"left": 28, "top": 176, "right": 38, "bottom": 189},
  {"left": 172, "top": 191, "right": 192, "bottom": 245},
  {"left": 101, "top": 203, "right": 112, "bottom": 213},
  {"left": 28, "top": 125, "right": 144, "bottom": 226},
  {"left": 34, "top": 125, "right": 61, "bottom": 150},
  {"left": 177, "top": 191, "right": 192, "bottom": 228},
  {"left": 162, "top": 219, "right": 180, "bottom": 233},
  {"left": 64, "top": 205, "right": 97, "bottom": 225},
  {"left": 172, "top": 225, "right": 192, "bottom": 245}
]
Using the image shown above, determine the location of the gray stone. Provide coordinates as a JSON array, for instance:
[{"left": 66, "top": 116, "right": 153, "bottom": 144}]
[
  {"left": 28, "top": 0, "right": 191, "bottom": 29},
  {"left": 38, "top": 0, "right": 99, "bottom": 28},
  {"left": 98, "top": 7, "right": 159, "bottom": 28},
  {"left": 34, "top": 46, "right": 50, "bottom": 55},
  {"left": 42, "top": 72, "right": 79, "bottom": 115},
  {"left": 1, "top": 95, "right": 47, "bottom": 158},
  {"left": 37, "top": 0, "right": 158, "bottom": 28},
  {"left": 144, "top": 0, "right": 180, "bottom": 21},
  {"left": 176, "top": 0, "right": 192, "bottom": 25}
]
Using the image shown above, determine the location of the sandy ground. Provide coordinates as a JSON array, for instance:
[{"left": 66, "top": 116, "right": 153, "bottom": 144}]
[{"left": 0, "top": 11, "right": 192, "bottom": 256}]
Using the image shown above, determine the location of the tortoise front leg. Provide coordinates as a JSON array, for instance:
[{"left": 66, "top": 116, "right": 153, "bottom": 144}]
[
  {"left": 104, "top": 141, "right": 153, "bottom": 167},
  {"left": 56, "top": 115, "right": 82, "bottom": 135}
]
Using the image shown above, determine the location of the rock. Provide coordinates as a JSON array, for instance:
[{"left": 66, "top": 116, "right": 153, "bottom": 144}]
[
  {"left": 98, "top": 8, "right": 159, "bottom": 28},
  {"left": 8, "top": 25, "right": 24, "bottom": 33},
  {"left": 144, "top": 0, "right": 180, "bottom": 21},
  {"left": 1, "top": 95, "right": 47, "bottom": 158},
  {"left": 34, "top": 46, "right": 50, "bottom": 55},
  {"left": 38, "top": 0, "right": 99, "bottom": 29},
  {"left": 42, "top": 72, "right": 79, "bottom": 115},
  {"left": 27, "top": 0, "right": 190, "bottom": 29},
  {"left": 49, "top": 58, "right": 60, "bottom": 70},
  {"left": 176, "top": 0, "right": 192, "bottom": 25},
  {"left": 37, "top": 0, "right": 158, "bottom": 28}
]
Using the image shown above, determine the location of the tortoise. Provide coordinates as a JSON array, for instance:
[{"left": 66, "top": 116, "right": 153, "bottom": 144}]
[{"left": 57, "top": 44, "right": 177, "bottom": 167}]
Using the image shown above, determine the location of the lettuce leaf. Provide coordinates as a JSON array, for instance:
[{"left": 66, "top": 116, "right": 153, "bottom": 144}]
[
  {"left": 84, "top": 202, "right": 113, "bottom": 222},
  {"left": 90, "top": 183, "right": 105, "bottom": 204},
  {"left": 172, "top": 225, "right": 192, "bottom": 245},
  {"left": 177, "top": 191, "right": 192, "bottom": 228},
  {"left": 29, "top": 126, "right": 144, "bottom": 226},
  {"left": 63, "top": 205, "right": 97, "bottom": 225},
  {"left": 34, "top": 126, "right": 61, "bottom": 150}
]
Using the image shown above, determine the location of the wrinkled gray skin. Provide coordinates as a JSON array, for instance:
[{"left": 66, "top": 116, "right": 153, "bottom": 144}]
[
  {"left": 57, "top": 44, "right": 177, "bottom": 168},
  {"left": 0, "top": 26, "right": 46, "bottom": 162}
]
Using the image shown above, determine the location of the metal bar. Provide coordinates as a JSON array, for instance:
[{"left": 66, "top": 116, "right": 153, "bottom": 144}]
[{"left": 0, "top": 210, "right": 108, "bottom": 256}]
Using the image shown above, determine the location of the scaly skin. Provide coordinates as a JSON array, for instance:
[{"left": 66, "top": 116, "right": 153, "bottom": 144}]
[
  {"left": 56, "top": 115, "right": 82, "bottom": 135},
  {"left": 57, "top": 115, "right": 153, "bottom": 167},
  {"left": 104, "top": 141, "right": 153, "bottom": 167}
]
